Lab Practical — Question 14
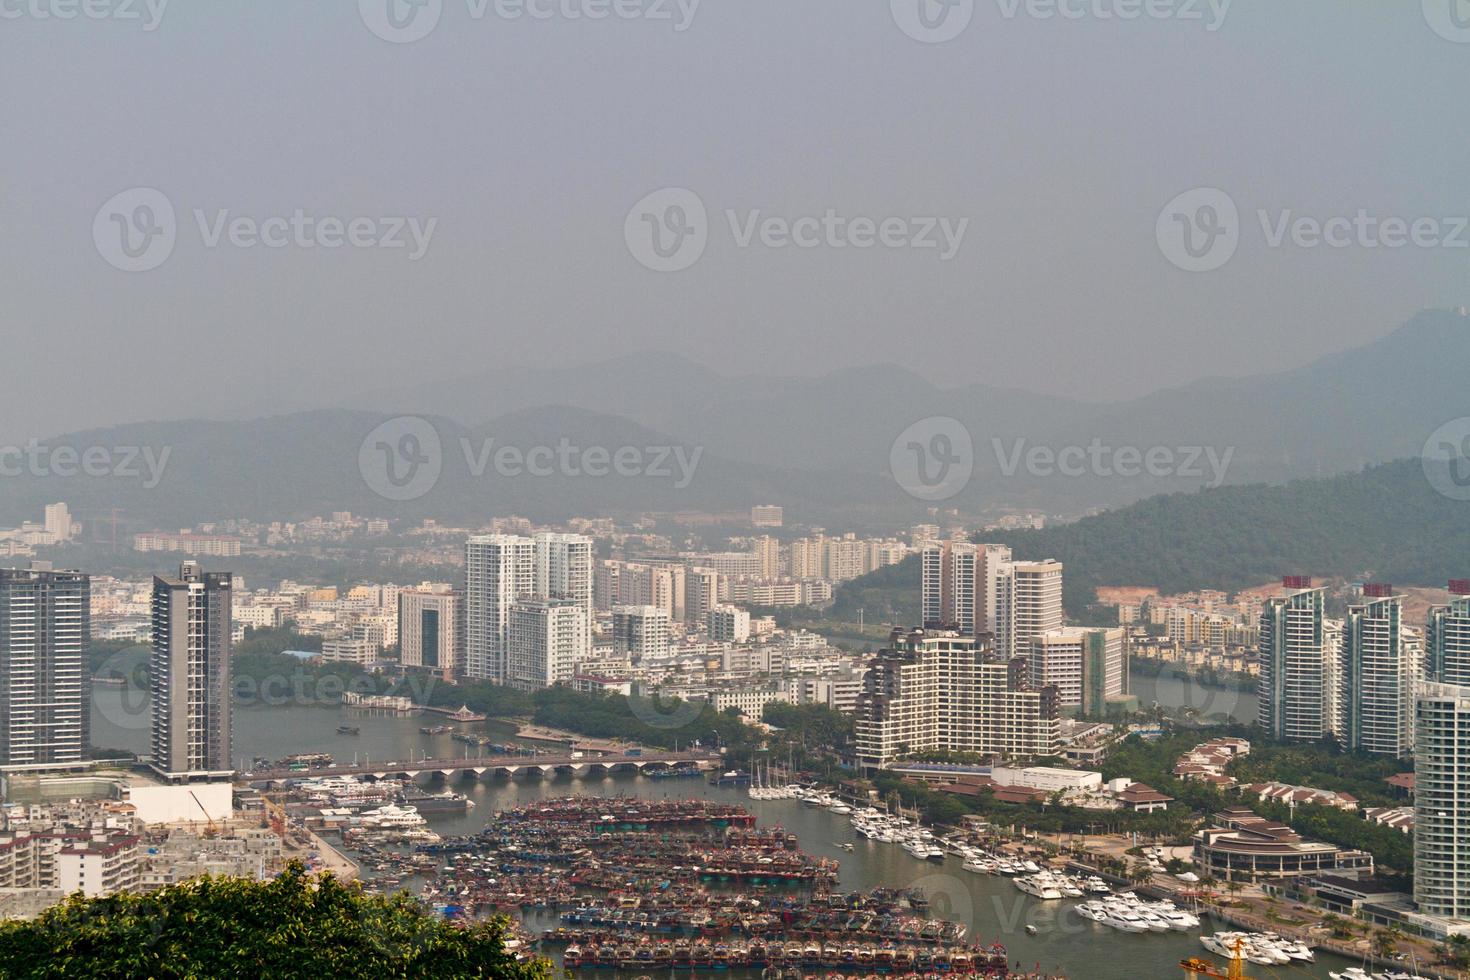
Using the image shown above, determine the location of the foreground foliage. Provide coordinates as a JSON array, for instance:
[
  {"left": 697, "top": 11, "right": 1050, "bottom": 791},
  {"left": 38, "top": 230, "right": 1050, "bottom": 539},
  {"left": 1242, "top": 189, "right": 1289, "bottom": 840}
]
[{"left": 0, "top": 863, "right": 550, "bottom": 980}]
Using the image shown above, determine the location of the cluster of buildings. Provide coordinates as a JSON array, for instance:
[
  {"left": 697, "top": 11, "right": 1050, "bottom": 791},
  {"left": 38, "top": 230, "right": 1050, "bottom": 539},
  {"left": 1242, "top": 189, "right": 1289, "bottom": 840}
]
[
  {"left": 0, "top": 503, "right": 76, "bottom": 557},
  {"left": 920, "top": 543, "right": 1131, "bottom": 718},
  {"left": 1251, "top": 577, "right": 1470, "bottom": 758},
  {"left": 135, "top": 513, "right": 393, "bottom": 557},
  {"left": 851, "top": 549, "right": 1135, "bottom": 773},
  {"left": 0, "top": 793, "right": 279, "bottom": 916},
  {"left": 1, "top": 560, "right": 234, "bottom": 781}
]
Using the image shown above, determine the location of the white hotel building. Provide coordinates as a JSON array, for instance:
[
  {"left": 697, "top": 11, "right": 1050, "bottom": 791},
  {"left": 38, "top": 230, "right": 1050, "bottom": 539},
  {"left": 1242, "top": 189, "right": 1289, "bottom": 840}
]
[{"left": 855, "top": 629, "right": 1060, "bottom": 771}]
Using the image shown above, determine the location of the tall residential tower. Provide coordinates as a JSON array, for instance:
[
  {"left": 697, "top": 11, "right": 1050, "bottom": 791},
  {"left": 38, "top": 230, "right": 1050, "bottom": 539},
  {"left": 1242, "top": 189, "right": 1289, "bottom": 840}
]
[
  {"left": 150, "top": 562, "right": 233, "bottom": 780},
  {"left": 0, "top": 563, "right": 89, "bottom": 771}
]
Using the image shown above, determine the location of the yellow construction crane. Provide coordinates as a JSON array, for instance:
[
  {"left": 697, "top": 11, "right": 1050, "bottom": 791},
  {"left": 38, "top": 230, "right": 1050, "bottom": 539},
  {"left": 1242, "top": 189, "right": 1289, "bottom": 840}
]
[
  {"left": 189, "top": 790, "right": 220, "bottom": 838},
  {"left": 260, "top": 794, "right": 288, "bottom": 840},
  {"left": 1181, "top": 938, "right": 1254, "bottom": 980}
]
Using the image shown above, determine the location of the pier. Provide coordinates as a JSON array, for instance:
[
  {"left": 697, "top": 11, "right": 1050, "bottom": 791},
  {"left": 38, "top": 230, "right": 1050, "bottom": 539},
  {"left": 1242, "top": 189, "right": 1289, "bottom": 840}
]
[{"left": 242, "top": 750, "right": 718, "bottom": 784}]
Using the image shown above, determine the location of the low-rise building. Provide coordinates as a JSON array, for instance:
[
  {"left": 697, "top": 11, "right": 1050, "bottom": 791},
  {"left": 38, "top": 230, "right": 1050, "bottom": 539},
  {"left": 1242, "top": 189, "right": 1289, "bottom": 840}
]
[{"left": 1193, "top": 808, "right": 1373, "bottom": 882}]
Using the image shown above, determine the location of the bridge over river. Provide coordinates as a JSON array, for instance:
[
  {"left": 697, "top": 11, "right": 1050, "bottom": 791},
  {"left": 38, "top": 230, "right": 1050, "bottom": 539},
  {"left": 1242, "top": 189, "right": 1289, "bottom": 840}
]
[{"left": 242, "top": 750, "right": 720, "bottom": 784}]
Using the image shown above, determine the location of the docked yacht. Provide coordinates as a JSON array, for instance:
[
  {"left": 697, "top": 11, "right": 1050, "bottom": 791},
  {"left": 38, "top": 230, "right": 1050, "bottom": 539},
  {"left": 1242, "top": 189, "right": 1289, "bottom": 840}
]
[{"left": 359, "top": 803, "right": 427, "bottom": 829}]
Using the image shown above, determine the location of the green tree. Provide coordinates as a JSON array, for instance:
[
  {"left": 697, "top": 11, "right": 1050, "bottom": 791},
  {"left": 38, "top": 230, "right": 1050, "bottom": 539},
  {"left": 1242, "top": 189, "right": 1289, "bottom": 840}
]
[
  {"left": 0, "top": 863, "right": 548, "bottom": 980},
  {"left": 1372, "top": 927, "right": 1401, "bottom": 958}
]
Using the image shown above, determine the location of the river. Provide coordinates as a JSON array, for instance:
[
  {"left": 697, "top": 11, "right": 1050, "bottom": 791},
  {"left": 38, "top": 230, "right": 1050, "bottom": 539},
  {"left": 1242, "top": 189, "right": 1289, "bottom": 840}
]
[
  {"left": 1128, "top": 669, "right": 1258, "bottom": 725},
  {"left": 91, "top": 687, "right": 1357, "bottom": 979}
]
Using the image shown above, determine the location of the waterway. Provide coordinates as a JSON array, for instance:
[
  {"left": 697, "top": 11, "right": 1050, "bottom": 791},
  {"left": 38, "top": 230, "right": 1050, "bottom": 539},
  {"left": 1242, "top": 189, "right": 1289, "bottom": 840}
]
[
  {"left": 90, "top": 687, "right": 1358, "bottom": 978},
  {"left": 1128, "top": 669, "right": 1258, "bottom": 726}
]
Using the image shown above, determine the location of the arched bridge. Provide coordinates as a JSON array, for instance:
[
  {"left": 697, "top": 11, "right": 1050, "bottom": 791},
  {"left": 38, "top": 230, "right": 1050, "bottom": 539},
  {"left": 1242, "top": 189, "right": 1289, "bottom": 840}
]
[{"left": 242, "top": 750, "right": 718, "bottom": 784}]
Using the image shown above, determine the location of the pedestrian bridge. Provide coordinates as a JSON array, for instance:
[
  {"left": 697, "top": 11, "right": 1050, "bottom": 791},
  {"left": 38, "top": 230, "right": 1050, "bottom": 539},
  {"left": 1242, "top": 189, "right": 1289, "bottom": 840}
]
[{"left": 243, "top": 750, "right": 718, "bottom": 784}]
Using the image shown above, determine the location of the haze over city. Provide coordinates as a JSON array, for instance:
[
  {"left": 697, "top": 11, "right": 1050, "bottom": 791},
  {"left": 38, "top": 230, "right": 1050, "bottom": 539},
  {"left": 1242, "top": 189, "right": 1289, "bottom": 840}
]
[{"left": 1, "top": 3, "right": 1469, "bottom": 978}]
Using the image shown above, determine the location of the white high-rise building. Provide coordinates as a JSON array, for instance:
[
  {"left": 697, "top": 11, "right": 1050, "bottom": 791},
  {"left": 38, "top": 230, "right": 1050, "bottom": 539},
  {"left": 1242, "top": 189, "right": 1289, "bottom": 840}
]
[
  {"left": 855, "top": 629, "right": 1060, "bottom": 770},
  {"left": 43, "top": 503, "right": 74, "bottom": 543},
  {"left": 998, "top": 560, "right": 1064, "bottom": 662},
  {"left": 707, "top": 605, "right": 751, "bottom": 644},
  {"left": 685, "top": 567, "right": 721, "bottom": 626},
  {"left": 1343, "top": 587, "right": 1414, "bottom": 758},
  {"left": 977, "top": 544, "right": 1013, "bottom": 635},
  {"left": 612, "top": 605, "right": 671, "bottom": 661},
  {"left": 506, "top": 598, "right": 589, "bottom": 690},
  {"left": 1415, "top": 681, "right": 1470, "bottom": 918},
  {"left": 534, "top": 532, "right": 593, "bottom": 660},
  {"left": 1032, "top": 626, "right": 1127, "bottom": 718},
  {"left": 464, "top": 535, "right": 534, "bottom": 681},
  {"left": 1429, "top": 583, "right": 1470, "bottom": 685},
  {"left": 534, "top": 533, "right": 593, "bottom": 619},
  {"left": 1257, "top": 579, "right": 1331, "bottom": 743},
  {"left": 920, "top": 545, "right": 946, "bottom": 629}
]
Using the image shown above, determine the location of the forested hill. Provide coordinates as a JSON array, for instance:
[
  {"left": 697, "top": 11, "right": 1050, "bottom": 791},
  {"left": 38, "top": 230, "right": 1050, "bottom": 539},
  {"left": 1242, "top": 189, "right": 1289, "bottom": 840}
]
[
  {"left": 830, "top": 458, "right": 1470, "bottom": 621},
  {"left": 990, "top": 459, "right": 1470, "bottom": 614}
]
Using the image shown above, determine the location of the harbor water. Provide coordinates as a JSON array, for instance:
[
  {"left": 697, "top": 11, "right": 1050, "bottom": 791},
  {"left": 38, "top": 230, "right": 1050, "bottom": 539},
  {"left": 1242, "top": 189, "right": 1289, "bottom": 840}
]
[{"left": 91, "top": 688, "right": 1357, "bottom": 979}]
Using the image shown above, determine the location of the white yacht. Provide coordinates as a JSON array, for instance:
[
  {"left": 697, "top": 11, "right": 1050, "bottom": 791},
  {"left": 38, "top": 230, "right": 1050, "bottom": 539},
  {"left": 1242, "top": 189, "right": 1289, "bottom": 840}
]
[
  {"left": 1103, "top": 908, "right": 1149, "bottom": 933},
  {"left": 1075, "top": 902, "right": 1108, "bottom": 922},
  {"left": 359, "top": 803, "right": 426, "bottom": 829},
  {"left": 1014, "top": 876, "right": 1063, "bottom": 900}
]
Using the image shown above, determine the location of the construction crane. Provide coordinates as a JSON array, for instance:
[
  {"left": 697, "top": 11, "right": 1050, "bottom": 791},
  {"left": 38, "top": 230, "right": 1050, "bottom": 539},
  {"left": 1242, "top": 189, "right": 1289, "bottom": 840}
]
[
  {"left": 189, "top": 790, "right": 220, "bottom": 838},
  {"left": 260, "top": 794, "right": 288, "bottom": 840},
  {"left": 1180, "top": 939, "right": 1253, "bottom": 980}
]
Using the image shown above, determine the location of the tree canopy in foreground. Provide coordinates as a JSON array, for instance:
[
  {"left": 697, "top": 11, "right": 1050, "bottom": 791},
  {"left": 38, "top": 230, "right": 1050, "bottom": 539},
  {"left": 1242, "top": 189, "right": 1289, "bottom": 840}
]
[{"left": 0, "top": 863, "right": 549, "bottom": 979}]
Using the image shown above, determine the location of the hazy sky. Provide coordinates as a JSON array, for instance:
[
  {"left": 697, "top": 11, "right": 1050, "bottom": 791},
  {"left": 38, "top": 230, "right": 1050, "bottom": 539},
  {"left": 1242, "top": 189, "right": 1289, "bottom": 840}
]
[{"left": 3, "top": 0, "right": 1466, "bottom": 443}]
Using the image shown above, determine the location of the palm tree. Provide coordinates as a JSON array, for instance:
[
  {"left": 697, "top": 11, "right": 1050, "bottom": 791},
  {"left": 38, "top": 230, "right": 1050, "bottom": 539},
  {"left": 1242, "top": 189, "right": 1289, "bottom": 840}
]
[{"left": 1372, "top": 927, "right": 1401, "bottom": 958}]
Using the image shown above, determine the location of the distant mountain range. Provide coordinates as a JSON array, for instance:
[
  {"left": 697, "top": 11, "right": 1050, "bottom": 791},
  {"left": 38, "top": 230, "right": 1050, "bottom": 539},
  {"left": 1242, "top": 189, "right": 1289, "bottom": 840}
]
[
  {"left": 2, "top": 308, "right": 1466, "bottom": 527},
  {"left": 341, "top": 306, "right": 1470, "bottom": 510}
]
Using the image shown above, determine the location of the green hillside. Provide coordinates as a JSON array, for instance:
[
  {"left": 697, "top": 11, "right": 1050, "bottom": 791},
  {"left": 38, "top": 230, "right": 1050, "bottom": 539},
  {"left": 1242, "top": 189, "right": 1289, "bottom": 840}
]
[{"left": 833, "top": 458, "right": 1470, "bottom": 619}]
